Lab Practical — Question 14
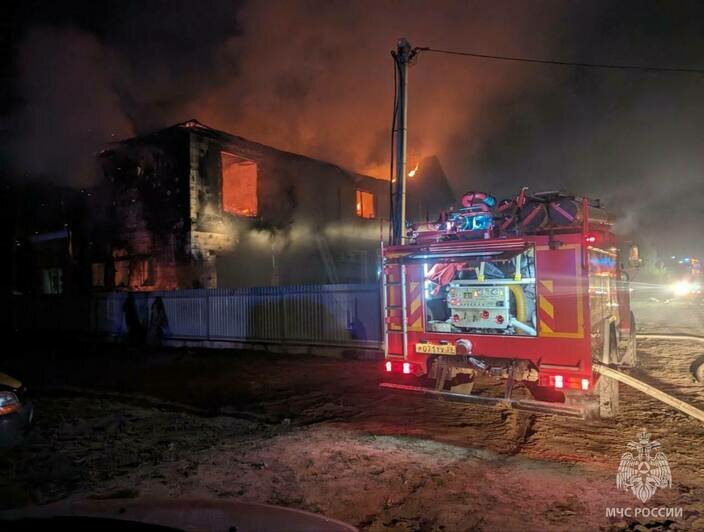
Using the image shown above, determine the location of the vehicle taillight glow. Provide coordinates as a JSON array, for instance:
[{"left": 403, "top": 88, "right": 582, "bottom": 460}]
[
  {"left": 402, "top": 362, "right": 411, "bottom": 374},
  {"left": 585, "top": 233, "right": 597, "bottom": 245},
  {"left": 539, "top": 373, "right": 592, "bottom": 391},
  {"left": 554, "top": 375, "right": 564, "bottom": 389},
  {"left": 385, "top": 360, "right": 392, "bottom": 372}
]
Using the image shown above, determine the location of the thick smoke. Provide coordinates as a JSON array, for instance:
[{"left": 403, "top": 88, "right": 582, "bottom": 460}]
[
  {"left": 5, "top": 1, "right": 704, "bottom": 256},
  {"left": 189, "top": 1, "right": 566, "bottom": 180},
  {"left": 7, "top": 27, "right": 133, "bottom": 185},
  {"left": 6, "top": 1, "right": 567, "bottom": 185}
]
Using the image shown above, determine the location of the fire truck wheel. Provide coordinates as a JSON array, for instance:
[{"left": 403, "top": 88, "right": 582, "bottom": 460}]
[{"left": 596, "top": 322, "right": 620, "bottom": 418}]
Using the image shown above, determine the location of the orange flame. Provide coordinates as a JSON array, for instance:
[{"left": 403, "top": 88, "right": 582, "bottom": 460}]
[{"left": 407, "top": 162, "right": 419, "bottom": 178}]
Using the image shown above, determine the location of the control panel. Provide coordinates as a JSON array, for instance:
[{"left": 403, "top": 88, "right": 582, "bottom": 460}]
[{"left": 446, "top": 282, "right": 510, "bottom": 329}]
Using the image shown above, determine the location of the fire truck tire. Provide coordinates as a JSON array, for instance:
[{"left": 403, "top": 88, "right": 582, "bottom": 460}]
[
  {"left": 615, "top": 311, "right": 638, "bottom": 368},
  {"left": 596, "top": 321, "right": 620, "bottom": 419}
]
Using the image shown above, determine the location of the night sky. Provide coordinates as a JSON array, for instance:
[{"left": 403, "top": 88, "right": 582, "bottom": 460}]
[{"left": 2, "top": 0, "right": 704, "bottom": 256}]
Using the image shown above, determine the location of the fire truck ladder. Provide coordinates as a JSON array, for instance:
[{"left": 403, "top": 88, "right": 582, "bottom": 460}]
[{"left": 382, "top": 260, "right": 408, "bottom": 361}]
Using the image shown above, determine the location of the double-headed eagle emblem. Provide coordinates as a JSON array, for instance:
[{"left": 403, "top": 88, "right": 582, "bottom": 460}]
[{"left": 617, "top": 431, "right": 672, "bottom": 503}]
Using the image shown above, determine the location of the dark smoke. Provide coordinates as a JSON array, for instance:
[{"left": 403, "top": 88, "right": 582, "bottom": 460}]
[
  {"left": 7, "top": 27, "right": 133, "bottom": 185},
  {"left": 4, "top": 0, "right": 704, "bottom": 256}
]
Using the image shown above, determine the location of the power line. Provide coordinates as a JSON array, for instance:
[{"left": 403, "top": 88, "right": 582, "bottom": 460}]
[{"left": 421, "top": 47, "right": 704, "bottom": 74}]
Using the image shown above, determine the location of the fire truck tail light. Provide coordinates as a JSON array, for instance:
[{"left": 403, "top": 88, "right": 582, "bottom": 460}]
[
  {"left": 540, "top": 373, "right": 591, "bottom": 391},
  {"left": 385, "top": 360, "right": 417, "bottom": 375},
  {"left": 585, "top": 233, "right": 597, "bottom": 245}
]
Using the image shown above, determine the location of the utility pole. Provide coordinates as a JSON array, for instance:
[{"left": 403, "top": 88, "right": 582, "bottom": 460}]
[{"left": 391, "top": 38, "right": 422, "bottom": 245}]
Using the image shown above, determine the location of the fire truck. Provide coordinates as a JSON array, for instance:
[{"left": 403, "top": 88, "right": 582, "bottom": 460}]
[{"left": 380, "top": 190, "right": 637, "bottom": 419}]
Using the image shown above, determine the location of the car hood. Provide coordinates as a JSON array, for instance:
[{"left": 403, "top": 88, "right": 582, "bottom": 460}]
[
  {"left": 0, "top": 498, "right": 358, "bottom": 531},
  {"left": 0, "top": 372, "right": 22, "bottom": 390}
]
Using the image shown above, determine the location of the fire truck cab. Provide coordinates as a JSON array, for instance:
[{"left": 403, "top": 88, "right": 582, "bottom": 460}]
[{"left": 381, "top": 191, "right": 636, "bottom": 419}]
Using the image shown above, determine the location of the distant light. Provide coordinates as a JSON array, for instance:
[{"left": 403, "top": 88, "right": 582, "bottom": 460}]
[{"left": 672, "top": 281, "right": 695, "bottom": 296}]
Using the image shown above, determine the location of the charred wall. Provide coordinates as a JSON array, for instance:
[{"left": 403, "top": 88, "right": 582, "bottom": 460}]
[
  {"left": 93, "top": 120, "right": 454, "bottom": 291},
  {"left": 98, "top": 127, "right": 192, "bottom": 291},
  {"left": 187, "top": 124, "right": 391, "bottom": 287}
]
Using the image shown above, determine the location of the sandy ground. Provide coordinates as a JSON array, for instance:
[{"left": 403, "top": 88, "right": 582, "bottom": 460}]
[{"left": 1, "top": 297, "right": 703, "bottom": 530}]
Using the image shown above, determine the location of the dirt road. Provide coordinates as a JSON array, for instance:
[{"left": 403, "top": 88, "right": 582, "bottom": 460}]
[{"left": 1, "top": 299, "right": 703, "bottom": 530}]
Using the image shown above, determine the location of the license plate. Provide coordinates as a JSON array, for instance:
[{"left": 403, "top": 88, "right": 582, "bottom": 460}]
[{"left": 415, "top": 343, "right": 456, "bottom": 355}]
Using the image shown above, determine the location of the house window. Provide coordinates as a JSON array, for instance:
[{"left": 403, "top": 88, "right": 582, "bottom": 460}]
[
  {"left": 91, "top": 263, "right": 105, "bottom": 287},
  {"left": 41, "top": 268, "right": 63, "bottom": 294},
  {"left": 356, "top": 190, "right": 375, "bottom": 219},
  {"left": 221, "top": 152, "right": 258, "bottom": 217}
]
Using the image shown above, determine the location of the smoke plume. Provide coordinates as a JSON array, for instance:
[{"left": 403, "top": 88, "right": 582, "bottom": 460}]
[{"left": 5, "top": 0, "right": 704, "bottom": 255}]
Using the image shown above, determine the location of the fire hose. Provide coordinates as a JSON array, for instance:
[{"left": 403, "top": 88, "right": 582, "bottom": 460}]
[
  {"left": 593, "top": 332, "right": 704, "bottom": 424},
  {"left": 508, "top": 285, "right": 536, "bottom": 335}
]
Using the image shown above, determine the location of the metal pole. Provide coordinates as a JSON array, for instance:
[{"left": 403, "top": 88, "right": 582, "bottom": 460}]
[{"left": 392, "top": 38, "right": 412, "bottom": 245}]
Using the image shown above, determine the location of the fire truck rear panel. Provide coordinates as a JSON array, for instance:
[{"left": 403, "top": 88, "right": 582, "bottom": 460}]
[{"left": 384, "top": 233, "right": 594, "bottom": 384}]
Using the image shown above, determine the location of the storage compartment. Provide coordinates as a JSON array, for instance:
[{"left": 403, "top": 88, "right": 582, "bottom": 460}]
[{"left": 424, "top": 246, "right": 537, "bottom": 336}]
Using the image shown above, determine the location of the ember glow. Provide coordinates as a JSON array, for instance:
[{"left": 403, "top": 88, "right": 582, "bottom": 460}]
[
  {"left": 221, "top": 152, "right": 258, "bottom": 217},
  {"left": 407, "top": 162, "right": 419, "bottom": 178}
]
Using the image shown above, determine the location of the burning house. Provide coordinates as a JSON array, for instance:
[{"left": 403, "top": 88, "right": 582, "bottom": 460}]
[
  {"left": 93, "top": 120, "right": 454, "bottom": 291},
  {"left": 8, "top": 120, "right": 454, "bottom": 295},
  {"left": 94, "top": 120, "right": 387, "bottom": 290}
]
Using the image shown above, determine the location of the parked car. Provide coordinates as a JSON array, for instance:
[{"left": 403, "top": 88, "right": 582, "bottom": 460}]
[{"left": 0, "top": 372, "right": 33, "bottom": 449}]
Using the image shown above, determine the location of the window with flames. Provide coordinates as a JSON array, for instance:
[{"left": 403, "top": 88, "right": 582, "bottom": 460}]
[
  {"left": 356, "top": 189, "right": 375, "bottom": 219},
  {"left": 221, "top": 152, "right": 258, "bottom": 217}
]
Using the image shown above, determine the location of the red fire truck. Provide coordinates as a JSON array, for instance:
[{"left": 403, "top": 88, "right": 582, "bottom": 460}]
[{"left": 380, "top": 191, "right": 637, "bottom": 419}]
